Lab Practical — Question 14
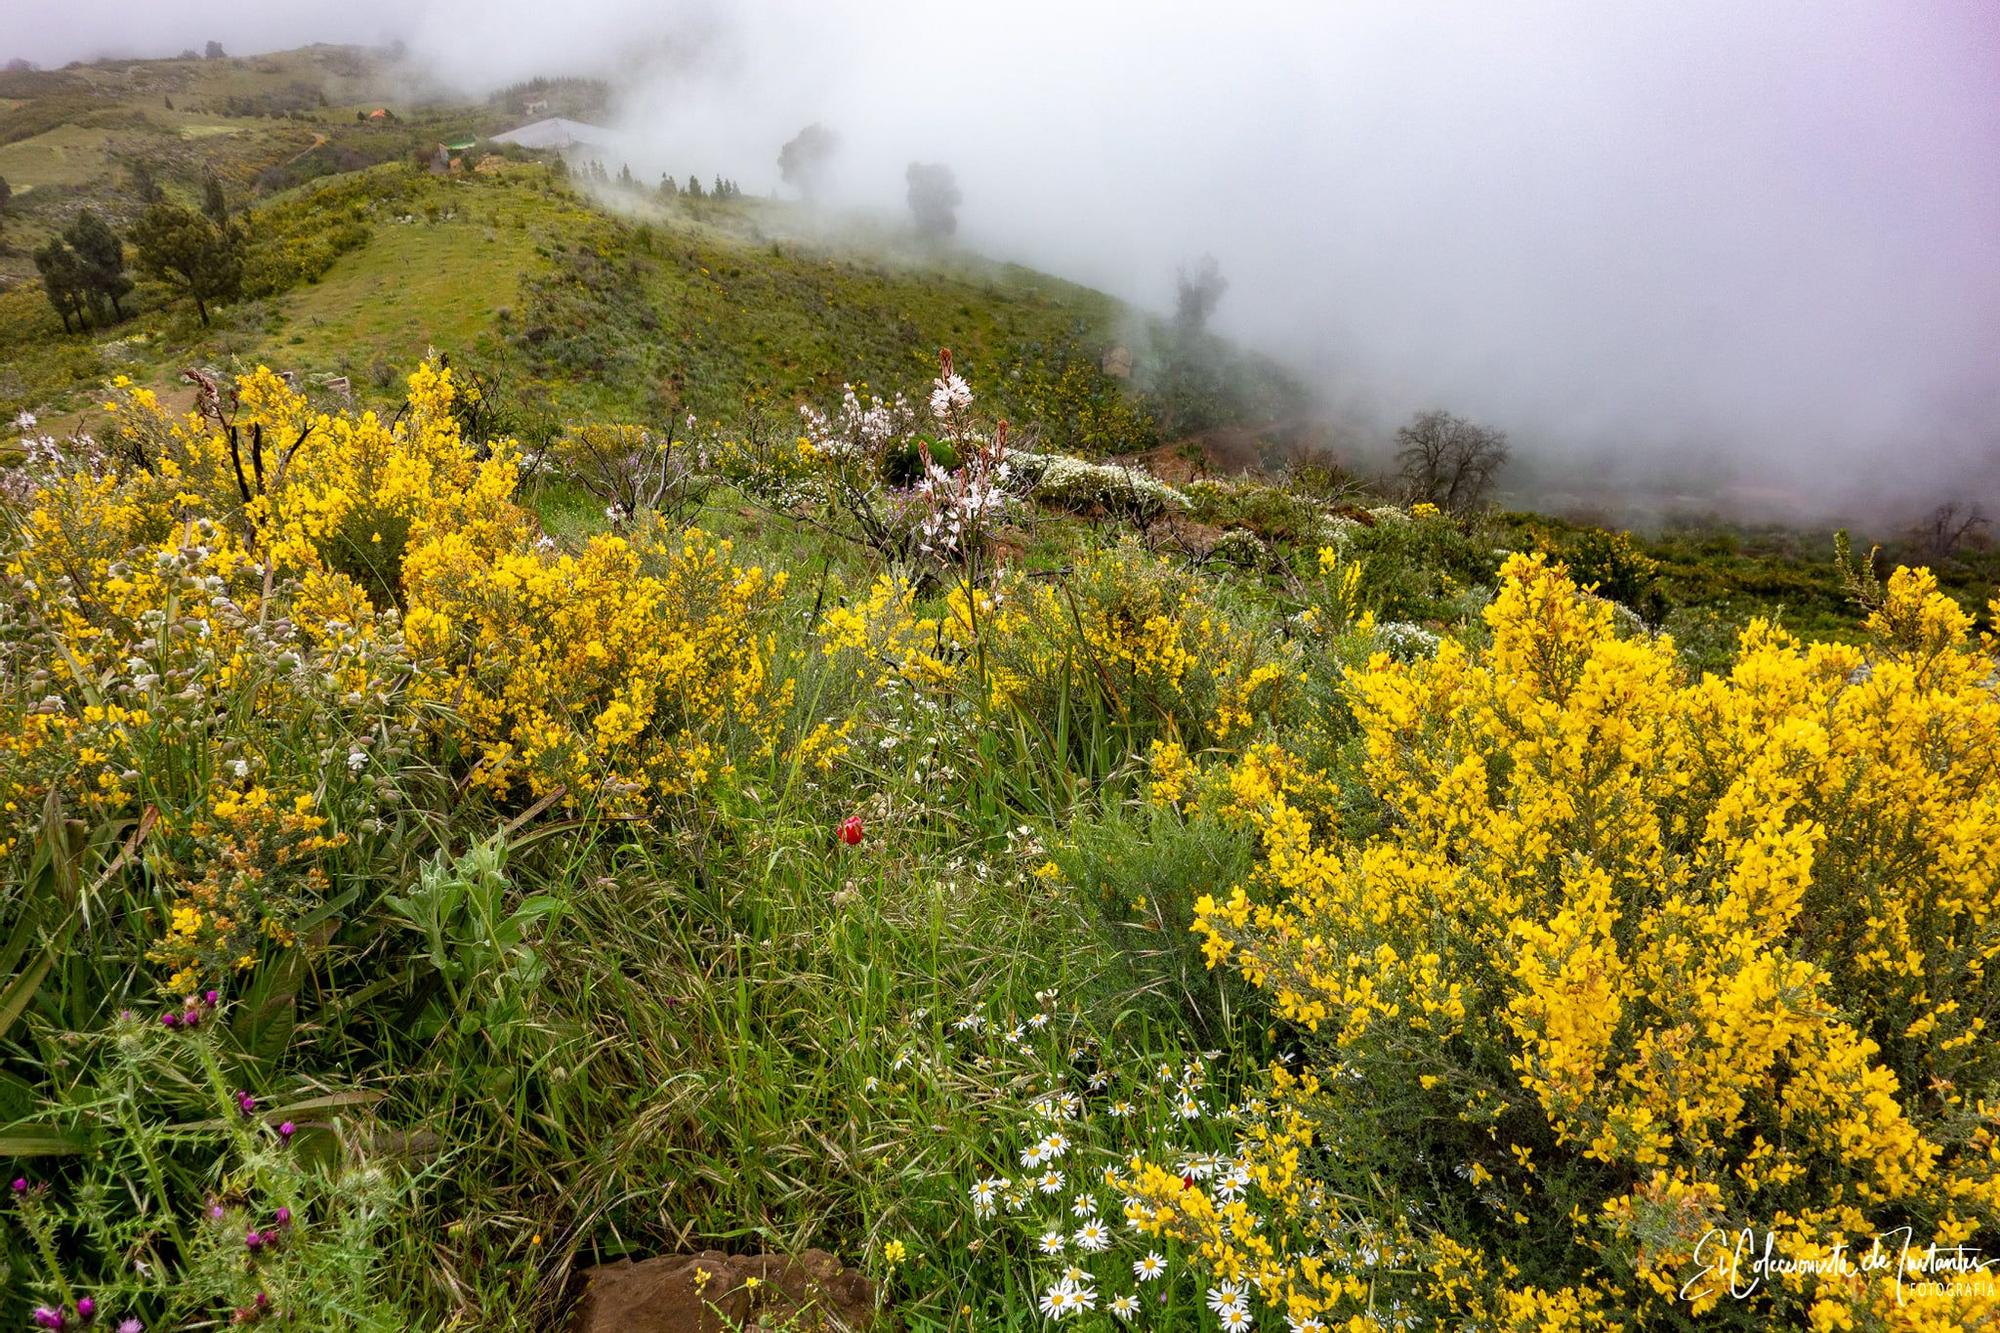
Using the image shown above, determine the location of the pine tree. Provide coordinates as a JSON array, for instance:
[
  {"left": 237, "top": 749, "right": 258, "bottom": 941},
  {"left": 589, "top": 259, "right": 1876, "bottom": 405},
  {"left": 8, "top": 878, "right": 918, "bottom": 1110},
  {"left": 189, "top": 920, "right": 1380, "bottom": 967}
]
[
  {"left": 64, "top": 208, "right": 131, "bottom": 323},
  {"left": 33, "top": 238, "right": 89, "bottom": 333},
  {"left": 127, "top": 159, "right": 164, "bottom": 204},
  {"left": 202, "top": 173, "right": 228, "bottom": 227},
  {"left": 130, "top": 201, "right": 241, "bottom": 326},
  {"left": 686, "top": 175, "right": 703, "bottom": 199}
]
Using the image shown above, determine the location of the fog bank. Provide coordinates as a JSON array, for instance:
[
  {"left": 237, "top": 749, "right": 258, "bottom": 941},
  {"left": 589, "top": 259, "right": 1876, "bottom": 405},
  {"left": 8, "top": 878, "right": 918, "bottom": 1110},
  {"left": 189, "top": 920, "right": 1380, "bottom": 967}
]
[{"left": 6, "top": 1, "right": 1998, "bottom": 519}]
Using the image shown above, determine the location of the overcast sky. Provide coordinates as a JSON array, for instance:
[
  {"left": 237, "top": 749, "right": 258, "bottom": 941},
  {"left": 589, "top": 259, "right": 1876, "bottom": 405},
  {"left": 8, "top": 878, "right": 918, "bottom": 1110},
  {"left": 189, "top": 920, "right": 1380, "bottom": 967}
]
[{"left": 6, "top": 1, "right": 1998, "bottom": 516}]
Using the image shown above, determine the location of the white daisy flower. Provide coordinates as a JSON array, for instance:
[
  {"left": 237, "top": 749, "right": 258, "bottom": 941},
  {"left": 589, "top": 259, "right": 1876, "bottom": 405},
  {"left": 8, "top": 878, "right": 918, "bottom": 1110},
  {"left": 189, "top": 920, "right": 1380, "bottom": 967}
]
[
  {"left": 969, "top": 1177, "right": 1004, "bottom": 1219},
  {"left": 1072, "top": 1192, "right": 1097, "bottom": 1218},
  {"left": 1134, "top": 1252, "right": 1166, "bottom": 1282},
  {"left": 1039, "top": 1230, "right": 1067, "bottom": 1255},
  {"left": 1038, "top": 1169, "right": 1065, "bottom": 1194},
  {"left": 1206, "top": 1282, "right": 1245, "bottom": 1316},
  {"left": 1221, "top": 1306, "right": 1253, "bottom": 1333},
  {"left": 1074, "top": 1220, "right": 1112, "bottom": 1252},
  {"left": 1109, "top": 1294, "right": 1140, "bottom": 1321}
]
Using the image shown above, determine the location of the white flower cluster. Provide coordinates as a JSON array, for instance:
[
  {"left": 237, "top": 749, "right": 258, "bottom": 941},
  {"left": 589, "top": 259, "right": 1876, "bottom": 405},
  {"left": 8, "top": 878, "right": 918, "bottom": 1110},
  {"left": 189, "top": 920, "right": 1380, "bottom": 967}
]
[
  {"left": 1372, "top": 620, "right": 1441, "bottom": 662},
  {"left": 929, "top": 371, "right": 973, "bottom": 423},
  {"left": 915, "top": 450, "right": 1012, "bottom": 556},
  {"left": 3, "top": 425, "right": 111, "bottom": 507},
  {"left": 913, "top": 362, "right": 1013, "bottom": 558},
  {"left": 798, "top": 383, "right": 915, "bottom": 461},
  {"left": 1320, "top": 514, "right": 1363, "bottom": 547},
  {"left": 1007, "top": 451, "right": 1188, "bottom": 522}
]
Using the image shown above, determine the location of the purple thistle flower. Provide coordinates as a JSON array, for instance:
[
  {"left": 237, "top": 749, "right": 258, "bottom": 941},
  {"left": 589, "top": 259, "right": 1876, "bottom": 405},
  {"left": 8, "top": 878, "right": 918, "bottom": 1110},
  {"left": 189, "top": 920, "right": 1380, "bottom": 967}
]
[
  {"left": 117, "top": 1322, "right": 143, "bottom": 1333},
  {"left": 235, "top": 1091, "right": 256, "bottom": 1115},
  {"left": 76, "top": 1296, "right": 95, "bottom": 1320},
  {"left": 245, "top": 1228, "right": 265, "bottom": 1250},
  {"left": 31, "top": 1308, "right": 64, "bottom": 1330},
  {"left": 10, "top": 1175, "right": 26, "bottom": 1194},
  {"left": 274, "top": 1206, "right": 291, "bottom": 1226},
  {"left": 161, "top": 1012, "right": 180, "bottom": 1029},
  {"left": 204, "top": 989, "right": 219, "bottom": 1006},
  {"left": 278, "top": 1121, "right": 295, "bottom": 1141}
]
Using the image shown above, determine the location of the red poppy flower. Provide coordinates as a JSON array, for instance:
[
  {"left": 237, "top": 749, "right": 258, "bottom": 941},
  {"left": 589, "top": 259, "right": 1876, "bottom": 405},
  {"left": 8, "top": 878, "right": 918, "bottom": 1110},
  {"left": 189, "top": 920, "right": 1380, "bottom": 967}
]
[{"left": 838, "top": 815, "right": 864, "bottom": 846}]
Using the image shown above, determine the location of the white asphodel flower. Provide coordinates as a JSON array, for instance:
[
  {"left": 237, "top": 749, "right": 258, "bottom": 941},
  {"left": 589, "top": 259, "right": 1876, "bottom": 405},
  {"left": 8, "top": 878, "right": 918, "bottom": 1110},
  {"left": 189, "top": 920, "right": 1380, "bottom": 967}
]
[{"left": 928, "top": 372, "right": 972, "bottom": 422}]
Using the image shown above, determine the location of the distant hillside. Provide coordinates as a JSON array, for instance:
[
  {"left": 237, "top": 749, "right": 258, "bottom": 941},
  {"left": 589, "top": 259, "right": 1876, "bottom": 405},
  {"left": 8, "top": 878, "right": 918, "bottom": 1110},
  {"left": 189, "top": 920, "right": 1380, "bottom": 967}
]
[{"left": 0, "top": 45, "right": 1305, "bottom": 454}]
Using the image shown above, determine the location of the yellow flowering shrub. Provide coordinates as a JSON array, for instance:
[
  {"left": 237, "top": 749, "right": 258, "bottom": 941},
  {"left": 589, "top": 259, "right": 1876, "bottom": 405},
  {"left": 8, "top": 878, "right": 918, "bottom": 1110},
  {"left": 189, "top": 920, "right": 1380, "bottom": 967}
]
[
  {"left": 3, "top": 359, "right": 800, "bottom": 992},
  {"left": 405, "top": 516, "right": 792, "bottom": 814},
  {"left": 1142, "top": 554, "right": 2000, "bottom": 1328}
]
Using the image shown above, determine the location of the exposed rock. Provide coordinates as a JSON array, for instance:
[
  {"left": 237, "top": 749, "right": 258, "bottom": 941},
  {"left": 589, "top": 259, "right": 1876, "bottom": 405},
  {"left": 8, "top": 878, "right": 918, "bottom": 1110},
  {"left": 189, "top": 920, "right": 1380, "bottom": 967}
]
[{"left": 571, "top": 1248, "right": 876, "bottom": 1333}]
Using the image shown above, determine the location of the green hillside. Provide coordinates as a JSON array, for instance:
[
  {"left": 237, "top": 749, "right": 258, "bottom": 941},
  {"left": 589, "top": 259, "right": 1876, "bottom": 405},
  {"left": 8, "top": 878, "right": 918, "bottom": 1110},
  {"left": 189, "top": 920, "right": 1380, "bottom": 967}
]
[{"left": 0, "top": 45, "right": 1304, "bottom": 456}]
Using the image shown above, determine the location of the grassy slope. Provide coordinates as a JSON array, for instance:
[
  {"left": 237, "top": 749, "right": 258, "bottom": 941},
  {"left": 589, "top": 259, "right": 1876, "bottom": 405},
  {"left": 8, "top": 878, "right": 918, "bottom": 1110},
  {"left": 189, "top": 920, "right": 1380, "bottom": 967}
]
[
  {"left": 3, "top": 157, "right": 1158, "bottom": 447},
  {"left": 513, "top": 191, "right": 1135, "bottom": 423},
  {"left": 248, "top": 169, "right": 583, "bottom": 377}
]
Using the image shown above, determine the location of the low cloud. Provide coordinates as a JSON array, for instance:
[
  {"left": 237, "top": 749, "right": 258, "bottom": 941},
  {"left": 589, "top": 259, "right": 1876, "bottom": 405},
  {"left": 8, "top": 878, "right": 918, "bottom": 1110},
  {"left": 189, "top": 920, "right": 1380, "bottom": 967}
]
[{"left": 7, "top": 1, "right": 1997, "bottom": 520}]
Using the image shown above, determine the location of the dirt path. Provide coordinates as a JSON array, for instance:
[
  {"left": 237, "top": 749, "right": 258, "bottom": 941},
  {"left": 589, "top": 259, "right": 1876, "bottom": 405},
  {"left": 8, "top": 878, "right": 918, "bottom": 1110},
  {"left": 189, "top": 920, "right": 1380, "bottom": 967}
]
[{"left": 281, "top": 131, "right": 329, "bottom": 166}]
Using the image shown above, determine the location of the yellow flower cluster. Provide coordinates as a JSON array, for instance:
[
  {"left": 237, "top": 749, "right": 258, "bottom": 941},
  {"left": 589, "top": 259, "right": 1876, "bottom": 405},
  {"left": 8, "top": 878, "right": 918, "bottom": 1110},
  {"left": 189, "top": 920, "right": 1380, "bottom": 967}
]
[
  {"left": 149, "top": 785, "right": 345, "bottom": 992},
  {"left": 818, "top": 573, "right": 968, "bottom": 691},
  {"left": 1163, "top": 554, "right": 2000, "bottom": 1327},
  {"left": 406, "top": 517, "right": 791, "bottom": 814}
]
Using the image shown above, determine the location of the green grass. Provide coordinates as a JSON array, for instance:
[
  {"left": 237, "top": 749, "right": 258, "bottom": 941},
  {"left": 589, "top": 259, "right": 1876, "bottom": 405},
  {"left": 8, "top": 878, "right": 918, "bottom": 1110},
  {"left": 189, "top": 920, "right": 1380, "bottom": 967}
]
[
  {"left": 0, "top": 122, "right": 128, "bottom": 189},
  {"left": 247, "top": 176, "right": 574, "bottom": 375}
]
